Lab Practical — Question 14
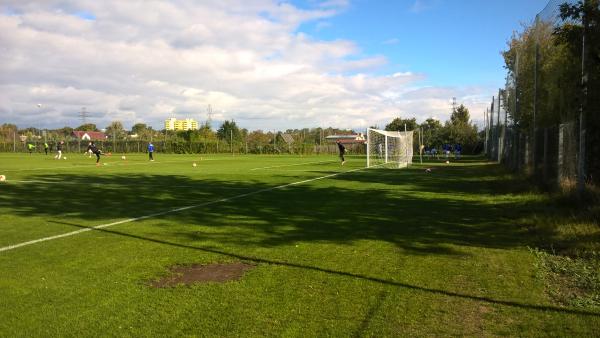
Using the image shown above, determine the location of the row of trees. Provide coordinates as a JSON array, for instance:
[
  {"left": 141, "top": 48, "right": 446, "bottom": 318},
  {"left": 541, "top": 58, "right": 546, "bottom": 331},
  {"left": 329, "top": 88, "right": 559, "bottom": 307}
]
[
  {"left": 383, "top": 104, "right": 480, "bottom": 153},
  {"left": 500, "top": 0, "right": 599, "bottom": 184},
  {"left": 2, "top": 103, "right": 480, "bottom": 154}
]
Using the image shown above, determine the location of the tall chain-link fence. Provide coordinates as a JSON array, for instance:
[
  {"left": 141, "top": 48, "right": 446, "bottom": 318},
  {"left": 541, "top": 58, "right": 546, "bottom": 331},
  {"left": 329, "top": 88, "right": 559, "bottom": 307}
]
[
  {"left": 485, "top": 0, "right": 599, "bottom": 190},
  {"left": 0, "top": 138, "right": 365, "bottom": 156}
]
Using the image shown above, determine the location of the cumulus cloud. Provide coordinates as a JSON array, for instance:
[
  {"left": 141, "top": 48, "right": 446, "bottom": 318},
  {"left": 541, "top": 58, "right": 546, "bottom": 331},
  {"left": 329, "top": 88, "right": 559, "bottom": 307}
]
[{"left": 0, "top": 0, "right": 488, "bottom": 131}]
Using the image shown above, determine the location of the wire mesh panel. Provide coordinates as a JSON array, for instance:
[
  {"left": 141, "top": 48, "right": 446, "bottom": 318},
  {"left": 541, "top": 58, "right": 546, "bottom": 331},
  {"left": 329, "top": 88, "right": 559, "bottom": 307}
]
[
  {"left": 367, "top": 129, "right": 413, "bottom": 168},
  {"left": 558, "top": 121, "right": 578, "bottom": 187},
  {"left": 484, "top": 0, "right": 600, "bottom": 190}
]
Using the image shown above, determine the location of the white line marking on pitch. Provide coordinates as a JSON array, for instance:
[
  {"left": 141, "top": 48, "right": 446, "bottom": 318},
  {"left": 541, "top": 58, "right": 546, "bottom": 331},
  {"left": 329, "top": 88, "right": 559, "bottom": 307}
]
[
  {"left": 250, "top": 160, "right": 336, "bottom": 171},
  {"left": 10, "top": 180, "right": 249, "bottom": 189},
  {"left": 0, "top": 166, "right": 371, "bottom": 253},
  {"left": 0, "top": 157, "right": 242, "bottom": 173}
]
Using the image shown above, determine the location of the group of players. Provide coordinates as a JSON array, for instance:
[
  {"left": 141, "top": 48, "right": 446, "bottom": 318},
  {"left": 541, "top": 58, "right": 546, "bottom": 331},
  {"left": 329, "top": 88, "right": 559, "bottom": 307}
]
[
  {"left": 423, "top": 143, "right": 462, "bottom": 160},
  {"left": 28, "top": 141, "right": 155, "bottom": 166}
]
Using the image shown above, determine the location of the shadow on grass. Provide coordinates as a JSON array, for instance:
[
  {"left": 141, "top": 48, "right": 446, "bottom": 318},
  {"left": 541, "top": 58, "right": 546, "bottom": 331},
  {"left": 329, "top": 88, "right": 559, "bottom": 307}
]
[
  {"left": 0, "top": 168, "right": 532, "bottom": 254},
  {"left": 41, "top": 219, "right": 600, "bottom": 317},
  {"left": 2, "top": 161, "right": 599, "bottom": 317},
  {"left": 0, "top": 159, "right": 558, "bottom": 251}
]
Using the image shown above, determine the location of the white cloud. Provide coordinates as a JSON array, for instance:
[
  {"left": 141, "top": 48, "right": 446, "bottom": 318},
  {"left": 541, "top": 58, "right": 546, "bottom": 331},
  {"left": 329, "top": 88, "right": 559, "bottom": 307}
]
[
  {"left": 409, "top": 0, "right": 439, "bottom": 14},
  {"left": 0, "top": 0, "right": 489, "bottom": 131}
]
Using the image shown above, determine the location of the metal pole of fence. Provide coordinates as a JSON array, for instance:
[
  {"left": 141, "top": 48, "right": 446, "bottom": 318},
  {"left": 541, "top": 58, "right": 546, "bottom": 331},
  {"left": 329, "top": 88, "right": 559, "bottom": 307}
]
[
  {"left": 577, "top": 0, "right": 589, "bottom": 194},
  {"left": 497, "top": 89, "right": 502, "bottom": 162},
  {"left": 514, "top": 73, "right": 520, "bottom": 170},
  {"left": 490, "top": 97, "right": 495, "bottom": 160},
  {"left": 533, "top": 19, "right": 539, "bottom": 175},
  {"left": 543, "top": 128, "right": 548, "bottom": 184},
  {"left": 405, "top": 124, "right": 408, "bottom": 168},
  {"left": 484, "top": 108, "right": 488, "bottom": 155}
]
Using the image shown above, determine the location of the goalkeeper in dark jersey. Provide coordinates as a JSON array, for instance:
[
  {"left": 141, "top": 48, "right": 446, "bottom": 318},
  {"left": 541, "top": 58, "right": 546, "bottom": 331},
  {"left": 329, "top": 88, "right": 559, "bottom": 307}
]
[
  {"left": 336, "top": 140, "right": 346, "bottom": 165},
  {"left": 86, "top": 142, "right": 102, "bottom": 165}
]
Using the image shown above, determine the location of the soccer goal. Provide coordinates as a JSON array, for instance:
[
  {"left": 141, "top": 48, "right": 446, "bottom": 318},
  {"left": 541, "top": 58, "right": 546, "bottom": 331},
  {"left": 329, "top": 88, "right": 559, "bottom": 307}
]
[{"left": 366, "top": 128, "right": 414, "bottom": 168}]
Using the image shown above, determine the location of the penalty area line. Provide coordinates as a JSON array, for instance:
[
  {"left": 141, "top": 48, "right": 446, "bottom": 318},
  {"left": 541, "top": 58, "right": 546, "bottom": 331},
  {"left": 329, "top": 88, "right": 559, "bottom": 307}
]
[{"left": 0, "top": 165, "right": 371, "bottom": 253}]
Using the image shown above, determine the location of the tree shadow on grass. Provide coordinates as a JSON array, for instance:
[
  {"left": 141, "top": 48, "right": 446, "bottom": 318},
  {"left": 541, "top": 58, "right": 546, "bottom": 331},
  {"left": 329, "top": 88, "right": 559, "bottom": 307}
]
[
  {"left": 41, "top": 219, "right": 600, "bottom": 318},
  {"left": 0, "top": 167, "right": 536, "bottom": 256},
  {"left": 3, "top": 166, "right": 599, "bottom": 318}
]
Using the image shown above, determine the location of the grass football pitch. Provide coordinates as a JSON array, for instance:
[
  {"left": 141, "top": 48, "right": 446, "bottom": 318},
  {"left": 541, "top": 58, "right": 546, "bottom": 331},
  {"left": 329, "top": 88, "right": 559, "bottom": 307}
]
[{"left": 0, "top": 153, "right": 598, "bottom": 336}]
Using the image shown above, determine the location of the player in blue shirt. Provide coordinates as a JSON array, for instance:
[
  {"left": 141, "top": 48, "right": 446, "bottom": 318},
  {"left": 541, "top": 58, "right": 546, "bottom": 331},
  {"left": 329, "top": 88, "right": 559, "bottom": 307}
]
[
  {"left": 454, "top": 143, "right": 462, "bottom": 160},
  {"left": 148, "top": 142, "right": 155, "bottom": 161}
]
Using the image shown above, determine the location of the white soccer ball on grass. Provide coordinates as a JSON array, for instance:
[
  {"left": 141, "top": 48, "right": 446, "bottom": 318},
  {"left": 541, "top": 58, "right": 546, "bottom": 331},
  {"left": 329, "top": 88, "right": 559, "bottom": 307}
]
[
  {"left": 193, "top": 162, "right": 197, "bottom": 167},
  {"left": 121, "top": 156, "right": 126, "bottom": 160},
  {"left": 64, "top": 157, "right": 67, "bottom": 160},
  {"left": 0, "top": 175, "right": 6, "bottom": 182}
]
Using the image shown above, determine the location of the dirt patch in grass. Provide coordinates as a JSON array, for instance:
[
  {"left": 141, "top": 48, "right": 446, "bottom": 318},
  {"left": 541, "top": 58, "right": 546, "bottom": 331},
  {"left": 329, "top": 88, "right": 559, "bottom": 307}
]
[{"left": 151, "top": 262, "right": 255, "bottom": 287}]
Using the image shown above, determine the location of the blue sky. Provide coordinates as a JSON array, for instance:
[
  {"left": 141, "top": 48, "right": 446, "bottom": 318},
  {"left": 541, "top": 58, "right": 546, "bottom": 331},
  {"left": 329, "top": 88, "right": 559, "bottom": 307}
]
[
  {"left": 295, "top": 0, "right": 548, "bottom": 87},
  {"left": 0, "top": 0, "right": 552, "bottom": 130}
]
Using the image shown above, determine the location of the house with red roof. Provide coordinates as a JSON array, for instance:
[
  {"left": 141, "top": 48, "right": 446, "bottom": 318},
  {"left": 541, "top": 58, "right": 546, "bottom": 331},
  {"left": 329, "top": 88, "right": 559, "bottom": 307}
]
[{"left": 72, "top": 131, "right": 108, "bottom": 141}]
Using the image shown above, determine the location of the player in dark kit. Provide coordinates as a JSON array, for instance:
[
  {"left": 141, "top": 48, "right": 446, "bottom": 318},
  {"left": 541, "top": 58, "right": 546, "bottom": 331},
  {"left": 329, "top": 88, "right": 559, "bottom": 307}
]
[
  {"left": 336, "top": 140, "right": 346, "bottom": 165},
  {"left": 87, "top": 142, "right": 102, "bottom": 165}
]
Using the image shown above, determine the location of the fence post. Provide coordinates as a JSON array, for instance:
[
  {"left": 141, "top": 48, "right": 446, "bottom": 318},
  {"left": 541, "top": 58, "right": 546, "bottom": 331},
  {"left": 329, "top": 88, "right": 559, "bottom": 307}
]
[
  {"left": 577, "top": 0, "right": 589, "bottom": 194},
  {"left": 543, "top": 128, "right": 549, "bottom": 184}
]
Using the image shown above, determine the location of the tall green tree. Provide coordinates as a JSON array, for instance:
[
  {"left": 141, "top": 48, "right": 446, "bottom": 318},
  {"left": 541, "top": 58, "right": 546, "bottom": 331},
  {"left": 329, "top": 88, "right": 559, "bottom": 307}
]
[
  {"left": 131, "top": 123, "right": 154, "bottom": 140},
  {"left": 131, "top": 123, "right": 148, "bottom": 134},
  {"left": 556, "top": 0, "right": 600, "bottom": 182},
  {"left": 105, "top": 121, "right": 126, "bottom": 140},
  {"left": 385, "top": 117, "right": 417, "bottom": 131},
  {"left": 420, "top": 118, "right": 444, "bottom": 147},
  {"left": 450, "top": 105, "right": 471, "bottom": 125},
  {"left": 0, "top": 123, "right": 18, "bottom": 141},
  {"left": 75, "top": 123, "right": 98, "bottom": 131},
  {"left": 445, "top": 105, "right": 478, "bottom": 150},
  {"left": 217, "top": 120, "right": 241, "bottom": 144}
]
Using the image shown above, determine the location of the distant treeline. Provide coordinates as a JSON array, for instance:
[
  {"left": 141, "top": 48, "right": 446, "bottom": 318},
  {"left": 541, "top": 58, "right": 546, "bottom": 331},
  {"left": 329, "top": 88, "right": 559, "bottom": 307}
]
[{"left": 1, "top": 102, "right": 483, "bottom": 155}]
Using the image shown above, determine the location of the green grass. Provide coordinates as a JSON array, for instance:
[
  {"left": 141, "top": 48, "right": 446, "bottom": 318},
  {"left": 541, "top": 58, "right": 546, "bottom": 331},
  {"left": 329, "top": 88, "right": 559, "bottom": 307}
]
[{"left": 0, "top": 152, "right": 598, "bottom": 337}]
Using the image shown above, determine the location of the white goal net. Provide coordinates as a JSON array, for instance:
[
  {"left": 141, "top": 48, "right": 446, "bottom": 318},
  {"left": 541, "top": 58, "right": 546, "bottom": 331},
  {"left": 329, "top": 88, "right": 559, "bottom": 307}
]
[{"left": 367, "top": 128, "right": 414, "bottom": 168}]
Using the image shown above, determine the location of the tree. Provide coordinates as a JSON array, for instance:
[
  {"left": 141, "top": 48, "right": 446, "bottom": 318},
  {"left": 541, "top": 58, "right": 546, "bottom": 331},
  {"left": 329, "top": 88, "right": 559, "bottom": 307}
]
[
  {"left": 217, "top": 120, "right": 241, "bottom": 144},
  {"left": 75, "top": 123, "right": 98, "bottom": 131},
  {"left": 0, "top": 123, "right": 18, "bottom": 142},
  {"left": 385, "top": 117, "right": 417, "bottom": 131},
  {"left": 130, "top": 123, "right": 154, "bottom": 140},
  {"left": 556, "top": 0, "right": 600, "bottom": 183},
  {"left": 131, "top": 123, "right": 148, "bottom": 134},
  {"left": 420, "top": 118, "right": 444, "bottom": 147},
  {"left": 105, "top": 121, "right": 126, "bottom": 140},
  {"left": 445, "top": 105, "right": 478, "bottom": 151},
  {"left": 450, "top": 105, "right": 471, "bottom": 125},
  {"left": 246, "top": 130, "right": 271, "bottom": 153},
  {"left": 54, "top": 127, "right": 74, "bottom": 139}
]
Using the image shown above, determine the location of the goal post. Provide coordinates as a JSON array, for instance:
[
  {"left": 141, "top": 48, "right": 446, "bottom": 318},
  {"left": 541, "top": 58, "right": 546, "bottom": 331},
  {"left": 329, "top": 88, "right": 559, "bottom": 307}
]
[{"left": 366, "top": 128, "right": 414, "bottom": 168}]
